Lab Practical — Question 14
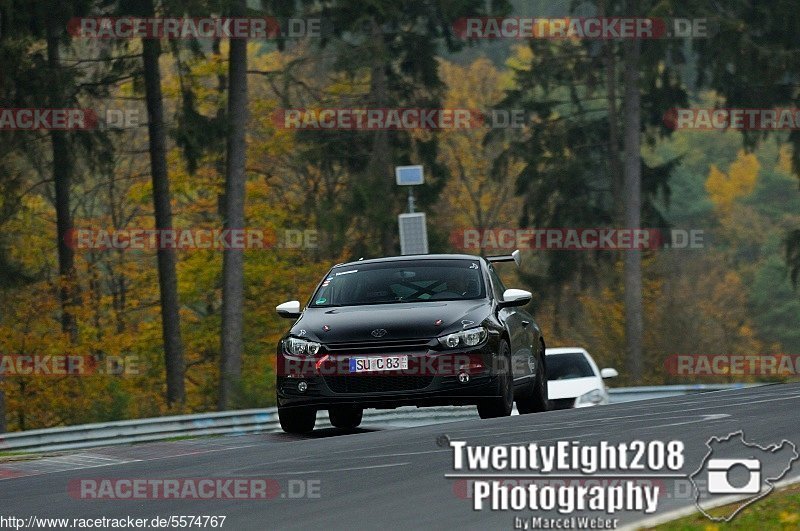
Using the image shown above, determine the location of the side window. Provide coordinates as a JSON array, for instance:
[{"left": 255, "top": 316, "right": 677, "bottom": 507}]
[{"left": 488, "top": 266, "right": 507, "bottom": 300}]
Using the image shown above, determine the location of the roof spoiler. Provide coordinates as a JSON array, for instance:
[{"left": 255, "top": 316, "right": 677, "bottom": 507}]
[{"left": 485, "top": 249, "right": 521, "bottom": 267}]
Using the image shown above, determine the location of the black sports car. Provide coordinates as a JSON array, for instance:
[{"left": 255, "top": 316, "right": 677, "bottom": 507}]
[{"left": 274, "top": 251, "right": 549, "bottom": 433}]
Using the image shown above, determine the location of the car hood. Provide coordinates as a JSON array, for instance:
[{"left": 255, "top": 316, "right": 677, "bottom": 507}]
[
  {"left": 290, "top": 300, "right": 490, "bottom": 343},
  {"left": 548, "top": 377, "right": 602, "bottom": 400}
]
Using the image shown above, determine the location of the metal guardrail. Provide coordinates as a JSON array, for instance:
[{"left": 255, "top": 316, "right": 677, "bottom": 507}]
[
  {"left": 0, "top": 409, "right": 278, "bottom": 453},
  {"left": 0, "top": 384, "right": 763, "bottom": 454},
  {"left": 606, "top": 382, "right": 761, "bottom": 403}
]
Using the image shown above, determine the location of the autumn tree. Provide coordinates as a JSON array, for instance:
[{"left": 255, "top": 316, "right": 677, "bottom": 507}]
[
  {"left": 114, "top": 0, "right": 187, "bottom": 406},
  {"left": 218, "top": 0, "right": 249, "bottom": 410},
  {"left": 436, "top": 57, "right": 523, "bottom": 247},
  {"left": 294, "top": 0, "right": 510, "bottom": 258},
  {"left": 691, "top": 0, "right": 800, "bottom": 288},
  {"left": 621, "top": 18, "right": 643, "bottom": 380},
  {"left": 495, "top": 10, "right": 686, "bottom": 350}
]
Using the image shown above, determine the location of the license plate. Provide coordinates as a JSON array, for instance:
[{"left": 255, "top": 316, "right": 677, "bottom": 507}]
[{"left": 349, "top": 356, "right": 409, "bottom": 373}]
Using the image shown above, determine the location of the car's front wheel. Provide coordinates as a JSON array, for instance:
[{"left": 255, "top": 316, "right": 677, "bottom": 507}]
[
  {"left": 278, "top": 404, "right": 316, "bottom": 434},
  {"left": 328, "top": 407, "right": 363, "bottom": 430},
  {"left": 478, "top": 341, "right": 514, "bottom": 419}
]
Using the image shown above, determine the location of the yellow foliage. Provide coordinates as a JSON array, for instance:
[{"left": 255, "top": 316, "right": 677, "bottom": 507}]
[
  {"left": 436, "top": 58, "right": 523, "bottom": 237},
  {"left": 506, "top": 44, "right": 533, "bottom": 72},
  {"left": 705, "top": 150, "right": 760, "bottom": 213},
  {"left": 779, "top": 511, "right": 799, "bottom": 524},
  {"left": 777, "top": 144, "right": 794, "bottom": 175}
]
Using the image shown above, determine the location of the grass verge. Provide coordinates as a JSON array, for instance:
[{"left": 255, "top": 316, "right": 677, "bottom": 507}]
[{"left": 650, "top": 482, "right": 800, "bottom": 530}]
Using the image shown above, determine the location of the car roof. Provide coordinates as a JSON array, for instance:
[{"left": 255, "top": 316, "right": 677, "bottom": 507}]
[
  {"left": 545, "top": 347, "right": 590, "bottom": 356},
  {"left": 333, "top": 254, "right": 487, "bottom": 268}
]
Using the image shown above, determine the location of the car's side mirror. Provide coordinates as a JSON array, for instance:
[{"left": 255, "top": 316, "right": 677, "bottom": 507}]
[
  {"left": 600, "top": 368, "right": 619, "bottom": 379},
  {"left": 498, "top": 288, "right": 532, "bottom": 308},
  {"left": 276, "top": 300, "right": 302, "bottom": 319}
]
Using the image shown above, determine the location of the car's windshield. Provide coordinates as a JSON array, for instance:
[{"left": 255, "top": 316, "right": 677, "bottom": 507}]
[
  {"left": 310, "top": 259, "right": 485, "bottom": 306},
  {"left": 547, "top": 352, "right": 596, "bottom": 380}
]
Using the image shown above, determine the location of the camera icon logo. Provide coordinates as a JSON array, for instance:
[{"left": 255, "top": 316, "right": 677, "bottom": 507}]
[
  {"left": 690, "top": 431, "right": 798, "bottom": 522},
  {"left": 706, "top": 458, "right": 761, "bottom": 495}
]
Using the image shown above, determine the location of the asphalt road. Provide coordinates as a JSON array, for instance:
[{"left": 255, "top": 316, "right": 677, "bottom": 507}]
[{"left": 1, "top": 383, "right": 799, "bottom": 530}]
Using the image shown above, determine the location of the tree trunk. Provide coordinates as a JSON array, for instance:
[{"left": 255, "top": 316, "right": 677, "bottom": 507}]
[
  {"left": 0, "top": 383, "right": 5, "bottom": 433},
  {"left": 141, "top": 1, "right": 186, "bottom": 406},
  {"left": 622, "top": 30, "right": 644, "bottom": 382},
  {"left": 46, "top": 16, "right": 78, "bottom": 342},
  {"left": 602, "top": 26, "right": 624, "bottom": 225},
  {"left": 367, "top": 17, "right": 393, "bottom": 255},
  {"left": 218, "top": 0, "right": 249, "bottom": 410}
]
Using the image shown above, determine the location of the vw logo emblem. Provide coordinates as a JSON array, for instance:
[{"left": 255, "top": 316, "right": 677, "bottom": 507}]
[{"left": 371, "top": 328, "right": 388, "bottom": 338}]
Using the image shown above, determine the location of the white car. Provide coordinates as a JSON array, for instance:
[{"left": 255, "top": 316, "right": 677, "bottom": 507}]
[{"left": 545, "top": 347, "right": 618, "bottom": 409}]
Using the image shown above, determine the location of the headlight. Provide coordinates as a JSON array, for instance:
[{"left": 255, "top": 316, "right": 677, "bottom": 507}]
[
  {"left": 283, "top": 337, "right": 321, "bottom": 356},
  {"left": 438, "top": 327, "right": 488, "bottom": 349},
  {"left": 576, "top": 389, "right": 604, "bottom": 405}
]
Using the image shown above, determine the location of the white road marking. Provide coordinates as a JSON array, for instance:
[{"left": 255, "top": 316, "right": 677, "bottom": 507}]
[
  {"left": 3, "top": 389, "right": 795, "bottom": 482},
  {"left": 499, "top": 433, "right": 600, "bottom": 447},
  {"left": 642, "top": 413, "right": 730, "bottom": 430},
  {"left": 453, "top": 395, "right": 800, "bottom": 438},
  {"left": 446, "top": 472, "right": 686, "bottom": 479},
  {"left": 267, "top": 462, "right": 411, "bottom": 476},
  {"left": 0, "top": 444, "right": 261, "bottom": 481}
]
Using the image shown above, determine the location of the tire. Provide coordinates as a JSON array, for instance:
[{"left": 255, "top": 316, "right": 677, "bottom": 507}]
[
  {"left": 516, "top": 341, "right": 549, "bottom": 414},
  {"left": 478, "top": 341, "right": 514, "bottom": 419},
  {"left": 278, "top": 404, "right": 316, "bottom": 434},
  {"left": 328, "top": 407, "right": 363, "bottom": 430}
]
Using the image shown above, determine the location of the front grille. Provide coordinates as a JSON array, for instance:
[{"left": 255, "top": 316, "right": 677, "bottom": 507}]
[
  {"left": 550, "top": 398, "right": 576, "bottom": 410},
  {"left": 324, "top": 374, "right": 433, "bottom": 393},
  {"left": 324, "top": 338, "right": 432, "bottom": 354}
]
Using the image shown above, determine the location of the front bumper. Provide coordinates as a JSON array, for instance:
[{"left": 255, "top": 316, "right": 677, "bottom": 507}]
[{"left": 276, "top": 339, "right": 501, "bottom": 409}]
